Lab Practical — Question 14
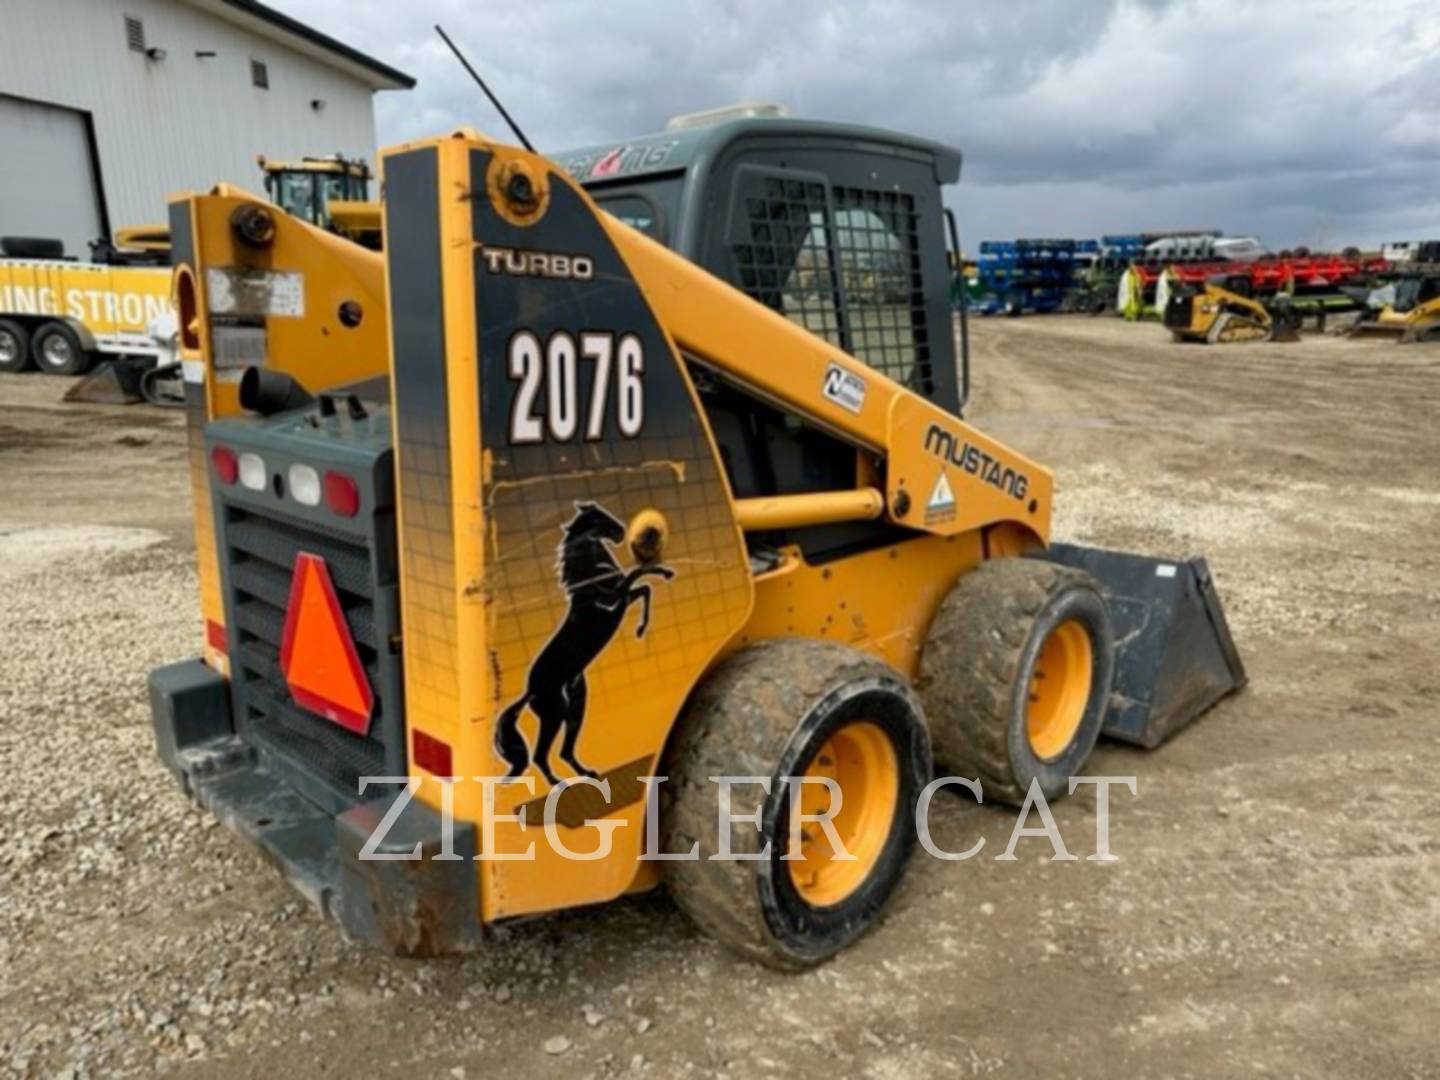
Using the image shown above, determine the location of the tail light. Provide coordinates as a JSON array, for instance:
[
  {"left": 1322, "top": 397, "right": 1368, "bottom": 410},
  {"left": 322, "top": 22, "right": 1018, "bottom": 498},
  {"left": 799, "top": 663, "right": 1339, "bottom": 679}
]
[
  {"left": 211, "top": 445, "right": 238, "bottom": 485},
  {"left": 412, "top": 730, "right": 453, "bottom": 776},
  {"left": 324, "top": 471, "right": 360, "bottom": 517},
  {"left": 205, "top": 619, "right": 228, "bottom": 653}
]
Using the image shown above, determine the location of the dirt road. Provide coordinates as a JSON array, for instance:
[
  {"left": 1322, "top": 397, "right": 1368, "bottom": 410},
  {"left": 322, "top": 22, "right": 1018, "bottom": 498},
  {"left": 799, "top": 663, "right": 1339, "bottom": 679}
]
[{"left": 2, "top": 318, "right": 1438, "bottom": 1078}]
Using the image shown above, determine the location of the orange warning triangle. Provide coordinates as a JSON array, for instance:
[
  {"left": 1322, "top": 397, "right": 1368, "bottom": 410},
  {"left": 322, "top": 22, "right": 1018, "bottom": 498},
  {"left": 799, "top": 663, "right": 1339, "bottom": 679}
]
[{"left": 280, "top": 552, "right": 373, "bottom": 735}]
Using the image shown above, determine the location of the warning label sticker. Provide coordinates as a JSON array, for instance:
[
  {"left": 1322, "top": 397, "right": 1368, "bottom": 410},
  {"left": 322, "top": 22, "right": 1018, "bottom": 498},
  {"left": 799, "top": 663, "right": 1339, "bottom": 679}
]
[{"left": 925, "top": 471, "right": 956, "bottom": 524}]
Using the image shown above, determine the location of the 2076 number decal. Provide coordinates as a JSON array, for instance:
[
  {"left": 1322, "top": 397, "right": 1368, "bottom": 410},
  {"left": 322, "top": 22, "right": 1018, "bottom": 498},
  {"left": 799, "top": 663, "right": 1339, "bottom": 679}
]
[{"left": 508, "top": 329, "right": 645, "bottom": 444}]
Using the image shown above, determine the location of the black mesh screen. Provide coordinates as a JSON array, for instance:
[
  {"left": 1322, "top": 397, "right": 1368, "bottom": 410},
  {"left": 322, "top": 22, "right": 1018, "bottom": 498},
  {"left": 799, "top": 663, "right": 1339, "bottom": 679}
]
[
  {"left": 732, "top": 177, "right": 841, "bottom": 344},
  {"left": 832, "top": 187, "right": 929, "bottom": 391},
  {"left": 731, "top": 177, "right": 930, "bottom": 393}
]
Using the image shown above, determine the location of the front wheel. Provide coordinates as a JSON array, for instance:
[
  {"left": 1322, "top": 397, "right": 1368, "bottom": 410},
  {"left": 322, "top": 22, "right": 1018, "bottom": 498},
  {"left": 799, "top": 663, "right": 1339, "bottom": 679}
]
[
  {"left": 31, "top": 321, "right": 94, "bottom": 376},
  {"left": 917, "top": 557, "right": 1115, "bottom": 806},
  {"left": 662, "top": 639, "right": 931, "bottom": 969}
]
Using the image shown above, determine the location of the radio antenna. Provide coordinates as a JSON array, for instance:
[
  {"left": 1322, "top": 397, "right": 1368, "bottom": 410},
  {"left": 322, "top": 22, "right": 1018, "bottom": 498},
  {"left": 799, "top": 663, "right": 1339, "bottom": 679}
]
[{"left": 435, "top": 25, "right": 536, "bottom": 153}]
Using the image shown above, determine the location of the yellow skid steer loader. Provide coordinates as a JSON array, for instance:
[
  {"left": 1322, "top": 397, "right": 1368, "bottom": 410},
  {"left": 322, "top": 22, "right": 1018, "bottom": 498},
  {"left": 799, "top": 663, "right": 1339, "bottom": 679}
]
[
  {"left": 1346, "top": 270, "right": 1440, "bottom": 342},
  {"left": 148, "top": 117, "right": 1245, "bottom": 968}
]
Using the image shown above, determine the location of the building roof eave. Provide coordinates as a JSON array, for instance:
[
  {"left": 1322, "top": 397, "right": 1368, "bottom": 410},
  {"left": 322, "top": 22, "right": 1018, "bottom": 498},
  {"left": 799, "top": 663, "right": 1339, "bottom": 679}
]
[{"left": 183, "top": 0, "right": 416, "bottom": 90}]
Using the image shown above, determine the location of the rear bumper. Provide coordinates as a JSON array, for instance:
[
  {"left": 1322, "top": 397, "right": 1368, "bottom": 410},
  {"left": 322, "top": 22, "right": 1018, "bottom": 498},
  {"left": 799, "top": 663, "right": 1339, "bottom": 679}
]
[{"left": 148, "top": 659, "right": 479, "bottom": 955}]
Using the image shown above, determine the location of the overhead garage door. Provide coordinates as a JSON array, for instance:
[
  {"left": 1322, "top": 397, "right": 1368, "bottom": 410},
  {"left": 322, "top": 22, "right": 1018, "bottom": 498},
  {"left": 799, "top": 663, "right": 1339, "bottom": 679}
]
[{"left": 0, "top": 94, "right": 105, "bottom": 260}]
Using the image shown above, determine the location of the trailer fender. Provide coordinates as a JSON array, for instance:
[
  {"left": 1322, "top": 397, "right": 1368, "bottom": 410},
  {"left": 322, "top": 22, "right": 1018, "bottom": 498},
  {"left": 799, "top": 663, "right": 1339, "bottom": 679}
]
[{"left": 59, "top": 316, "right": 98, "bottom": 353}]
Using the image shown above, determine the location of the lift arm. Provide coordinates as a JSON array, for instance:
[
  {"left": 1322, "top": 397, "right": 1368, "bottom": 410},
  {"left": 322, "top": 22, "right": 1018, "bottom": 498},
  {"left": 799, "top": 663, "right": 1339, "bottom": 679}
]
[{"left": 581, "top": 153, "right": 1054, "bottom": 545}]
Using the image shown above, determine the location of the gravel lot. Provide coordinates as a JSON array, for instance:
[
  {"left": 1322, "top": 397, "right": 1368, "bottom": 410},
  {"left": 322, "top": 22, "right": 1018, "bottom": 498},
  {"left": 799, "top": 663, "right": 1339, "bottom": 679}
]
[{"left": 2, "top": 317, "right": 1438, "bottom": 1078}]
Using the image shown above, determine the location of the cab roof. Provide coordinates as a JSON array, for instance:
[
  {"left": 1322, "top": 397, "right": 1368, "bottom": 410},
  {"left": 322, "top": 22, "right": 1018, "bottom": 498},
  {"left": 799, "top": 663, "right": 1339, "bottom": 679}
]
[{"left": 554, "top": 117, "right": 962, "bottom": 188}]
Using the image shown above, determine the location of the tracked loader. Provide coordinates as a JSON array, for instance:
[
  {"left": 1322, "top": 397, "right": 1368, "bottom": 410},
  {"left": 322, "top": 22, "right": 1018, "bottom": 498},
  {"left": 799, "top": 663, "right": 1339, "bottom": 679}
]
[
  {"left": 1164, "top": 278, "right": 1301, "bottom": 344},
  {"left": 148, "top": 115, "right": 1245, "bottom": 969}
]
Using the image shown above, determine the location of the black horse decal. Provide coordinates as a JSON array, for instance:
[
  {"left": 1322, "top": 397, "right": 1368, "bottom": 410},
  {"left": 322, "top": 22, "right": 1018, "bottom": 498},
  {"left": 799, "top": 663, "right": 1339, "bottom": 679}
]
[{"left": 494, "top": 501, "right": 675, "bottom": 784}]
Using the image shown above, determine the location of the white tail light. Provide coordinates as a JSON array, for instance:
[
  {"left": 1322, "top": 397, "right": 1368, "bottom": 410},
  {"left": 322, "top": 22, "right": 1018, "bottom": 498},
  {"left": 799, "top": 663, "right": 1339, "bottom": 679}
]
[
  {"left": 288, "top": 463, "right": 321, "bottom": 506},
  {"left": 238, "top": 452, "right": 267, "bottom": 491}
]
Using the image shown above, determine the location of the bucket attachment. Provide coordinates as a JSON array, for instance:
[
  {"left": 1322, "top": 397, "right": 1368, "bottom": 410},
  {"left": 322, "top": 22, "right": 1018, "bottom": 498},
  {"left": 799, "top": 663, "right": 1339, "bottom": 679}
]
[
  {"left": 1345, "top": 319, "right": 1407, "bottom": 340},
  {"left": 1267, "top": 305, "right": 1302, "bottom": 343},
  {"left": 1036, "top": 543, "right": 1247, "bottom": 748},
  {"left": 63, "top": 359, "right": 149, "bottom": 405}
]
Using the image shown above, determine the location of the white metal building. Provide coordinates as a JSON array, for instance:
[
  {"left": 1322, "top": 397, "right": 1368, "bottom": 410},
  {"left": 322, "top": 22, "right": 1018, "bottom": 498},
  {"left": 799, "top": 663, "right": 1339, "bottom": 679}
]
[{"left": 0, "top": 0, "right": 412, "bottom": 257}]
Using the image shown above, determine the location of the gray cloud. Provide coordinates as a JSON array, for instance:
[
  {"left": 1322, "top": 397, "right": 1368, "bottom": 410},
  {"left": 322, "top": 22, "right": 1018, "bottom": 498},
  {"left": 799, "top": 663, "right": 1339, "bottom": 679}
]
[{"left": 283, "top": 0, "right": 1438, "bottom": 247}]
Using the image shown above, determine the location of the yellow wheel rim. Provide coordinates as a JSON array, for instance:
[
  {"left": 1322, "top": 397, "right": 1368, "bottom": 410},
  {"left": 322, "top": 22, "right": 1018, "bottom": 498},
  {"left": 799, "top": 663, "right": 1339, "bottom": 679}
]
[
  {"left": 787, "top": 721, "right": 899, "bottom": 907},
  {"left": 1026, "top": 619, "right": 1093, "bottom": 760}
]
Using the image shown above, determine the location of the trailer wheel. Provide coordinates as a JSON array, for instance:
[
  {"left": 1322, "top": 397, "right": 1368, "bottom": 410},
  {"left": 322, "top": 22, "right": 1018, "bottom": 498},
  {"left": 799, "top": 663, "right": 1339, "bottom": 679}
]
[
  {"left": 31, "top": 322, "right": 94, "bottom": 376},
  {"left": 0, "top": 319, "right": 32, "bottom": 373},
  {"left": 917, "top": 558, "right": 1114, "bottom": 807},
  {"left": 662, "top": 639, "right": 930, "bottom": 970}
]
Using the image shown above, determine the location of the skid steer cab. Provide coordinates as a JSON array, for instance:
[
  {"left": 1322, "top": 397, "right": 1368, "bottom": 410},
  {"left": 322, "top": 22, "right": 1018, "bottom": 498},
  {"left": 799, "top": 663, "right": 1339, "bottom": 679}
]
[{"left": 149, "top": 112, "right": 1244, "bottom": 969}]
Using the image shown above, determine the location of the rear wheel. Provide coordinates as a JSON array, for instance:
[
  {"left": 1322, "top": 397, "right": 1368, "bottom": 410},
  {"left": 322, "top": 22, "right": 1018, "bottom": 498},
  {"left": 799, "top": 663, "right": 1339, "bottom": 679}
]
[
  {"left": 917, "top": 558, "right": 1114, "bottom": 806},
  {"left": 31, "top": 321, "right": 94, "bottom": 375},
  {"left": 663, "top": 639, "right": 930, "bottom": 969},
  {"left": 0, "top": 319, "right": 32, "bottom": 373}
]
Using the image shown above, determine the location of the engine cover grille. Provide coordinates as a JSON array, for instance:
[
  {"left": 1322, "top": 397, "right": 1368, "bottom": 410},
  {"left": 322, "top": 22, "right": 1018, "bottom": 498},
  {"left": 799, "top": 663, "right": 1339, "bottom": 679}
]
[
  {"left": 208, "top": 405, "right": 403, "bottom": 807},
  {"left": 224, "top": 506, "right": 402, "bottom": 796}
]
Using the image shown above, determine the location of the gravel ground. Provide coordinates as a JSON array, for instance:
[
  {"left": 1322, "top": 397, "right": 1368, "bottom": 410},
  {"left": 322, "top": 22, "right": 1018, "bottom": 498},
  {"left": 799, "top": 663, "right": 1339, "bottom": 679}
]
[{"left": 1, "top": 317, "right": 1438, "bottom": 1078}]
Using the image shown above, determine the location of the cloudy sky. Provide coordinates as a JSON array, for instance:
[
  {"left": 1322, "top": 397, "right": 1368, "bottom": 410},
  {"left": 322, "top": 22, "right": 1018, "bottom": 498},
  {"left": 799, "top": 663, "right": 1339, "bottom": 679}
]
[{"left": 286, "top": 0, "right": 1437, "bottom": 249}]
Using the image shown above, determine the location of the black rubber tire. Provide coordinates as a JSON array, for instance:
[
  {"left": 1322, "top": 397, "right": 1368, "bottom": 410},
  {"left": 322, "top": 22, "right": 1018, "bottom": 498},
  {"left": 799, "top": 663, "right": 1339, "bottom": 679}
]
[
  {"left": 0, "top": 318, "right": 32, "bottom": 373},
  {"left": 916, "top": 558, "right": 1115, "bottom": 807},
  {"left": 31, "top": 322, "right": 94, "bottom": 376},
  {"left": 662, "top": 639, "right": 931, "bottom": 970}
]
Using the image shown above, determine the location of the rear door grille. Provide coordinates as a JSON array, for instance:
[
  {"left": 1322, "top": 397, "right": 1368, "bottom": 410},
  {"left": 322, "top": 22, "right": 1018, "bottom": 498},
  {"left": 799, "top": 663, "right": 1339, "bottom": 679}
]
[{"left": 220, "top": 504, "right": 402, "bottom": 799}]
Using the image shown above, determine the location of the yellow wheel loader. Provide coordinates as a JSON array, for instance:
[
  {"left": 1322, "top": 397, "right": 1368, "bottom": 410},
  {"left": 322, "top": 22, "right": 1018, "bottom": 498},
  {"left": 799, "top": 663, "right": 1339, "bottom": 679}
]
[
  {"left": 256, "top": 153, "right": 378, "bottom": 243},
  {"left": 1164, "top": 278, "right": 1301, "bottom": 344},
  {"left": 148, "top": 116, "right": 1244, "bottom": 968}
]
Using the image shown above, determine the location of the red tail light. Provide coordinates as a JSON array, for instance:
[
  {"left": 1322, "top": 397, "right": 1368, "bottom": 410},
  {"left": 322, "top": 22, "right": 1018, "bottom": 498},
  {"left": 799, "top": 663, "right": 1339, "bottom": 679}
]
[
  {"left": 412, "top": 730, "right": 453, "bottom": 776},
  {"left": 205, "top": 619, "right": 228, "bottom": 654},
  {"left": 211, "top": 445, "right": 238, "bottom": 485},
  {"left": 323, "top": 471, "right": 360, "bottom": 517}
]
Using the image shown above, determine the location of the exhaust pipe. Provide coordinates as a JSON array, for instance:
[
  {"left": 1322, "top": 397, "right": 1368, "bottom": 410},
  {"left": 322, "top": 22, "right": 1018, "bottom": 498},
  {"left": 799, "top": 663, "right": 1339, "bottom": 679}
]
[{"left": 239, "top": 366, "right": 313, "bottom": 416}]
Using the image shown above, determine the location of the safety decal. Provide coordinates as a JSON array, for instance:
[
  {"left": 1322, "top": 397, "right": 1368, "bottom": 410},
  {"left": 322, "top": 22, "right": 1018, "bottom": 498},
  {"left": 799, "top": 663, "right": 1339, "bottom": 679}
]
[
  {"left": 925, "top": 471, "right": 957, "bottom": 525},
  {"left": 205, "top": 267, "right": 304, "bottom": 318}
]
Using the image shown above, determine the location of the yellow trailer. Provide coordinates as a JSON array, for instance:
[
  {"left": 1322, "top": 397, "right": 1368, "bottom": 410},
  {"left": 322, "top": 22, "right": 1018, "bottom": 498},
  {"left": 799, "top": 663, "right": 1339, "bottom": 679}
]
[{"left": 0, "top": 256, "right": 172, "bottom": 375}]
